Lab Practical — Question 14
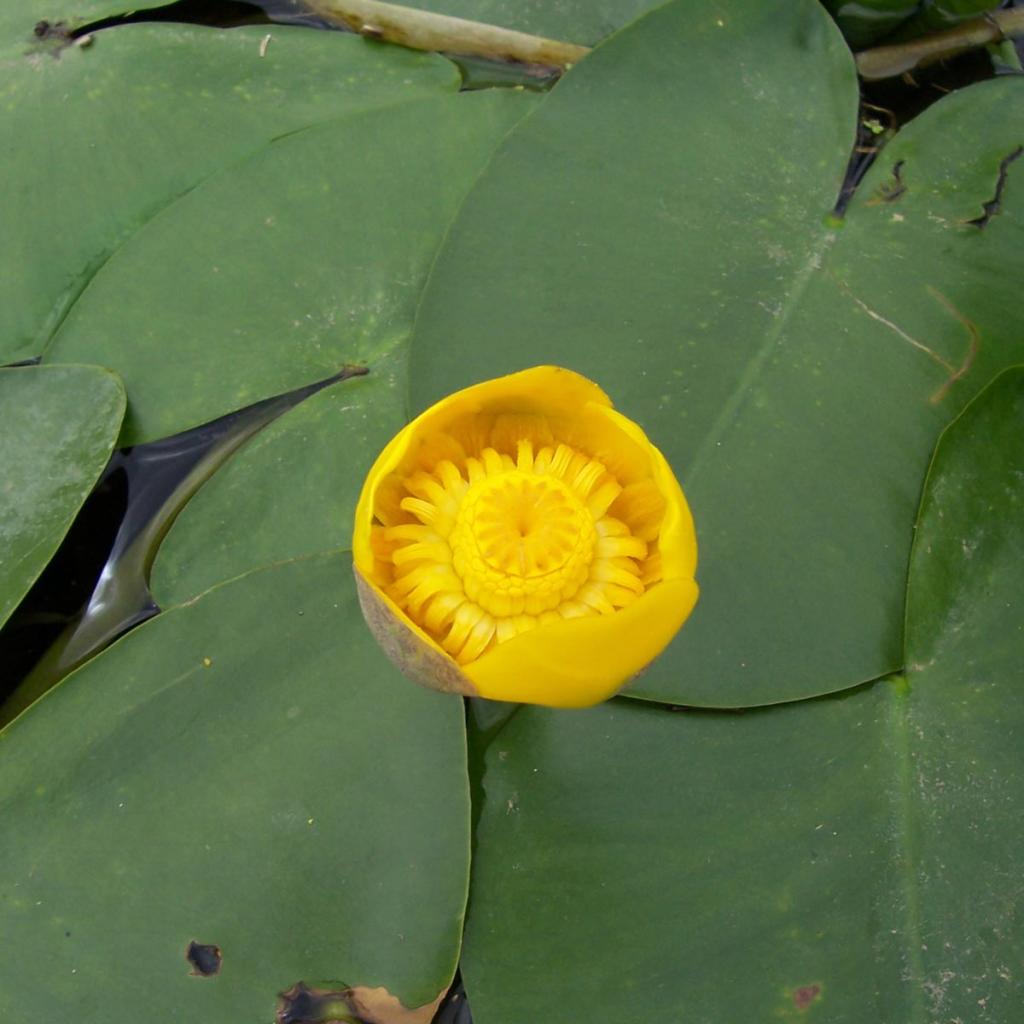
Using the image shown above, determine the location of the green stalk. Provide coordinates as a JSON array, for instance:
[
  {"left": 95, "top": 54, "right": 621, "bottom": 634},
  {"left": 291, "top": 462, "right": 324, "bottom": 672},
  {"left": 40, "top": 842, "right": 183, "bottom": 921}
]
[
  {"left": 855, "top": 8, "right": 1024, "bottom": 80},
  {"left": 306, "top": 1, "right": 1024, "bottom": 83},
  {"left": 304, "top": 0, "right": 589, "bottom": 67}
]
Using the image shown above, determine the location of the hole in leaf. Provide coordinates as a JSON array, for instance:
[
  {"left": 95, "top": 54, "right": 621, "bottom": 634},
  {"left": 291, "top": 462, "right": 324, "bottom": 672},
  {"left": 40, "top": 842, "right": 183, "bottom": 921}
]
[
  {"left": 277, "top": 983, "right": 355, "bottom": 1024},
  {"left": 186, "top": 940, "right": 222, "bottom": 977}
]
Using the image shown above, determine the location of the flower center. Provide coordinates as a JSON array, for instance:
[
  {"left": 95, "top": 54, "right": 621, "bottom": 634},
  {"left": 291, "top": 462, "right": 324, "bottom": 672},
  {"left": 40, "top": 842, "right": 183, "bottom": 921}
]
[
  {"left": 450, "top": 473, "right": 596, "bottom": 617},
  {"left": 375, "top": 434, "right": 657, "bottom": 665}
]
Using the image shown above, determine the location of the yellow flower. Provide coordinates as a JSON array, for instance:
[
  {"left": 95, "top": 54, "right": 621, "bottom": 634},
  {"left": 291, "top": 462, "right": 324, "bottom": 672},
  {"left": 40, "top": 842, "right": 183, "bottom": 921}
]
[{"left": 352, "top": 366, "right": 698, "bottom": 707}]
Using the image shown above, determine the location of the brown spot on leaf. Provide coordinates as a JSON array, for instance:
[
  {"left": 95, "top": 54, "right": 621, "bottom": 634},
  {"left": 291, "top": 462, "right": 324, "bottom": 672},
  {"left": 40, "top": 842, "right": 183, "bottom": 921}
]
[
  {"left": 186, "top": 941, "right": 222, "bottom": 977},
  {"left": 793, "top": 983, "right": 822, "bottom": 1010},
  {"left": 30, "top": 18, "right": 75, "bottom": 55},
  {"left": 33, "top": 19, "right": 72, "bottom": 40},
  {"left": 277, "top": 982, "right": 446, "bottom": 1024},
  {"left": 347, "top": 985, "right": 445, "bottom": 1024}
]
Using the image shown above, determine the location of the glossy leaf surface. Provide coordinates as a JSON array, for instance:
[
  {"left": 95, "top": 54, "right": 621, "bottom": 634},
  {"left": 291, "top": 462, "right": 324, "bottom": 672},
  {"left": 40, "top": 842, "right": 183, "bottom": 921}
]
[
  {"left": 904, "top": 366, "right": 1024, "bottom": 677},
  {"left": 151, "top": 368, "right": 404, "bottom": 606},
  {"left": 2, "top": 3, "right": 1022, "bottom": 1021},
  {"left": 0, "top": 1, "right": 162, "bottom": 38},
  {"left": 0, "top": 554, "right": 469, "bottom": 1022},
  {"left": 461, "top": 370, "right": 1024, "bottom": 1021},
  {"left": 405, "top": 0, "right": 663, "bottom": 43},
  {"left": 818, "top": 0, "right": 924, "bottom": 47},
  {"left": 1, "top": 22, "right": 456, "bottom": 366},
  {"left": 0, "top": 365, "right": 124, "bottom": 629},
  {"left": 47, "top": 87, "right": 534, "bottom": 444},
  {"left": 818, "top": 0, "right": 996, "bottom": 46},
  {"left": 410, "top": 0, "right": 1024, "bottom": 706}
]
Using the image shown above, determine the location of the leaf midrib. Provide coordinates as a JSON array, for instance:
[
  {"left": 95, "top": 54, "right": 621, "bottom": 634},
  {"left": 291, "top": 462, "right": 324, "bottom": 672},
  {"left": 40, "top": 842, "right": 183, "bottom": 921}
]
[{"left": 683, "top": 228, "right": 838, "bottom": 487}]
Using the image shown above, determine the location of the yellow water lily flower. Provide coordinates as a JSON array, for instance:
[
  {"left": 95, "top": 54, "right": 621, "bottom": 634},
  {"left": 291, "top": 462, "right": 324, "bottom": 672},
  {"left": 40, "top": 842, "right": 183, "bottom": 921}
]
[{"left": 352, "top": 366, "right": 698, "bottom": 707}]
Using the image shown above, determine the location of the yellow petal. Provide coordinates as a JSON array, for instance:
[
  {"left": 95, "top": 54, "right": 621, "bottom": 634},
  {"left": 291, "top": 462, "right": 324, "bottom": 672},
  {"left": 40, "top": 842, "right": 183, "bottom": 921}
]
[
  {"left": 391, "top": 541, "right": 452, "bottom": 567},
  {"left": 352, "top": 366, "right": 699, "bottom": 708},
  {"left": 591, "top": 404, "right": 696, "bottom": 579},
  {"left": 462, "top": 578, "right": 699, "bottom": 707},
  {"left": 596, "top": 535, "right": 648, "bottom": 560},
  {"left": 492, "top": 414, "right": 554, "bottom": 454},
  {"left": 356, "top": 367, "right": 599, "bottom": 581}
]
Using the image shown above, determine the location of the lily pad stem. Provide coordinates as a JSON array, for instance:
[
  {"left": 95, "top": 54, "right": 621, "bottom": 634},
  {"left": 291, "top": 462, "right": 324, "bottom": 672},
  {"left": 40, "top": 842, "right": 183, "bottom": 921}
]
[
  {"left": 305, "top": 1, "right": 1024, "bottom": 83},
  {"left": 855, "top": 8, "right": 1024, "bottom": 80},
  {"left": 304, "top": 0, "right": 589, "bottom": 68}
]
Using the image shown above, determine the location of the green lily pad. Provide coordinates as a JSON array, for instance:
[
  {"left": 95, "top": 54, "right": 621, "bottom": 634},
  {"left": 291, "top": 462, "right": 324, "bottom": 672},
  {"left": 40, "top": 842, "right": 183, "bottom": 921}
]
[
  {"left": 151, "top": 361, "right": 405, "bottom": 607},
  {"left": 904, "top": 381, "right": 1024, "bottom": 671},
  {"left": 46, "top": 87, "right": 535, "bottom": 444},
  {"left": 1, "top": 22, "right": 457, "bottom": 365},
  {"left": 818, "top": 0, "right": 919, "bottom": 47},
  {"left": 408, "top": 0, "right": 1024, "bottom": 706},
  {"left": 898, "top": 0, "right": 1000, "bottom": 39},
  {"left": 0, "top": 553, "right": 469, "bottom": 1022},
  {"left": 0, "top": 364, "right": 124, "bottom": 630},
  {"left": 899, "top": 370, "right": 1024, "bottom": 1021},
  {"left": 0, "top": 2, "right": 164, "bottom": 39},
  {"left": 817, "top": 0, "right": 995, "bottom": 47},
  {"left": 460, "top": 369, "right": 1024, "bottom": 1021}
]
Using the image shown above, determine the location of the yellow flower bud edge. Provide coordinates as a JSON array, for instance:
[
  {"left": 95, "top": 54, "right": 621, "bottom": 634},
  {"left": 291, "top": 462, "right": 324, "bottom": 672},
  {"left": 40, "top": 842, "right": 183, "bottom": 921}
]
[
  {"left": 462, "top": 576, "right": 699, "bottom": 707},
  {"left": 354, "top": 567, "right": 478, "bottom": 696},
  {"left": 351, "top": 365, "right": 699, "bottom": 707}
]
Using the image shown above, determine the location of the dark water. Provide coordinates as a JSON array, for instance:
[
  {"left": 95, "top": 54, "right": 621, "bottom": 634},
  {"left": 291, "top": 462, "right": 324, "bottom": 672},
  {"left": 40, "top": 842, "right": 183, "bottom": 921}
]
[
  {"left": 434, "top": 974, "right": 474, "bottom": 1024},
  {"left": 0, "top": 366, "right": 363, "bottom": 719}
]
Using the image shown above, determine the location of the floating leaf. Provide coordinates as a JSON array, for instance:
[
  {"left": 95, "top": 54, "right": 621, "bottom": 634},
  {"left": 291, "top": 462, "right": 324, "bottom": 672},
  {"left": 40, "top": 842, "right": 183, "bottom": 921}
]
[
  {"left": 461, "top": 369, "right": 1024, "bottom": 1020},
  {"left": 905, "top": 368, "right": 1024, "bottom": 673},
  {"left": 818, "top": 0, "right": 919, "bottom": 47},
  {"left": 1, "top": 22, "right": 457, "bottom": 365},
  {"left": 151, "top": 367, "right": 404, "bottom": 606},
  {"left": 0, "top": 554, "right": 469, "bottom": 1022},
  {"left": 0, "top": 1, "right": 163, "bottom": 39},
  {"left": 47, "top": 87, "right": 535, "bottom": 444},
  {"left": 409, "top": 0, "right": 1024, "bottom": 705},
  {"left": 0, "top": 364, "right": 124, "bottom": 630}
]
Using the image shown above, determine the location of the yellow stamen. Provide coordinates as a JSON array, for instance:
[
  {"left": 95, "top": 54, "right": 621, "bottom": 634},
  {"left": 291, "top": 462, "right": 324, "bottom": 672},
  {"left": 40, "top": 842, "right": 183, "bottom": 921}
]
[{"left": 373, "top": 420, "right": 658, "bottom": 664}]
